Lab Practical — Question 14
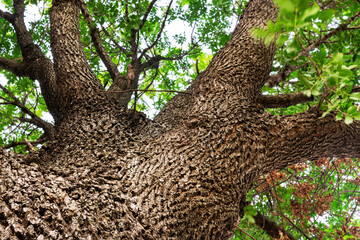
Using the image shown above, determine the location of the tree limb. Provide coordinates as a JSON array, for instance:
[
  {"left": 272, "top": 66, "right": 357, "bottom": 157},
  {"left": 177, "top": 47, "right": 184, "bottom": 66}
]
[
  {"left": 253, "top": 212, "right": 297, "bottom": 240},
  {"left": 0, "top": 0, "right": 60, "bottom": 121},
  {"left": 138, "top": 0, "right": 173, "bottom": 61},
  {"left": 100, "top": 25, "right": 128, "bottom": 56},
  {"left": 79, "top": 0, "right": 126, "bottom": 90},
  {"left": 0, "top": 57, "right": 25, "bottom": 76},
  {"left": 298, "top": 10, "right": 360, "bottom": 58},
  {"left": 138, "top": 0, "right": 158, "bottom": 31},
  {"left": 259, "top": 92, "right": 314, "bottom": 108},
  {"left": 259, "top": 86, "right": 360, "bottom": 108},
  {"left": 50, "top": 0, "right": 104, "bottom": 115},
  {"left": 0, "top": 83, "right": 55, "bottom": 139},
  {"left": 139, "top": 44, "right": 197, "bottom": 72},
  {"left": 0, "top": 9, "right": 14, "bottom": 23},
  {"left": 3, "top": 137, "right": 47, "bottom": 150},
  {"left": 265, "top": 110, "right": 360, "bottom": 175},
  {"left": 266, "top": 63, "right": 309, "bottom": 87}
]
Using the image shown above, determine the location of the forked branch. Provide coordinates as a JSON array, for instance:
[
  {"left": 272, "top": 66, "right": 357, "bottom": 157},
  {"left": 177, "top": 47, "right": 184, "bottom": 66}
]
[
  {"left": 298, "top": 10, "right": 360, "bottom": 58},
  {"left": 79, "top": 0, "right": 126, "bottom": 90},
  {"left": 0, "top": 84, "right": 54, "bottom": 139},
  {"left": 139, "top": 0, "right": 173, "bottom": 60}
]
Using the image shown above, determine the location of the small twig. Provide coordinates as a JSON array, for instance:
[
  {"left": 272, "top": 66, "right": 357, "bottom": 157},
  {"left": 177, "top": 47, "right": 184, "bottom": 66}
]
[
  {"left": 24, "top": 137, "right": 35, "bottom": 151},
  {"left": 236, "top": 227, "right": 256, "bottom": 240},
  {"left": 281, "top": 214, "right": 312, "bottom": 240},
  {"left": 3, "top": 137, "right": 46, "bottom": 149},
  {"left": 196, "top": 59, "right": 200, "bottom": 75},
  {"left": 137, "top": 67, "right": 159, "bottom": 99},
  {"left": 38, "top": 23, "right": 49, "bottom": 46},
  {"left": 295, "top": 34, "right": 321, "bottom": 76}
]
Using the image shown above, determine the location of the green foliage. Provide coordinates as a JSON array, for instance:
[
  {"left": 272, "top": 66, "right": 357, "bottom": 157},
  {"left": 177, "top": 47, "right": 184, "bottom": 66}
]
[{"left": 252, "top": 0, "right": 360, "bottom": 125}]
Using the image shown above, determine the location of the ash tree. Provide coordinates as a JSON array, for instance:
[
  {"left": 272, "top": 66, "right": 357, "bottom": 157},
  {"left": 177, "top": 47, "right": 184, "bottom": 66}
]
[{"left": 0, "top": 0, "right": 360, "bottom": 239}]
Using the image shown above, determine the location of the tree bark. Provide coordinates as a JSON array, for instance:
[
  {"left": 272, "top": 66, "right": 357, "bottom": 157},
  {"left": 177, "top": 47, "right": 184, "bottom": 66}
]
[{"left": 1, "top": 0, "right": 360, "bottom": 239}]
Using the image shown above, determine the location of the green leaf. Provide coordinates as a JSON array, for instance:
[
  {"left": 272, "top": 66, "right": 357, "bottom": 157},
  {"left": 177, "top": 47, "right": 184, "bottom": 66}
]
[
  {"left": 331, "top": 53, "right": 343, "bottom": 64},
  {"left": 275, "top": 0, "right": 295, "bottom": 12},
  {"left": 344, "top": 115, "right": 354, "bottom": 124},
  {"left": 352, "top": 112, "right": 360, "bottom": 120},
  {"left": 347, "top": 105, "right": 357, "bottom": 115},
  {"left": 300, "top": 4, "right": 320, "bottom": 21},
  {"left": 276, "top": 34, "right": 289, "bottom": 46},
  {"left": 304, "top": 89, "right": 312, "bottom": 97},
  {"left": 349, "top": 92, "right": 360, "bottom": 101},
  {"left": 326, "top": 76, "right": 337, "bottom": 87},
  {"left": 311, "top": 88, "right": 321, "bottom": 96},
  {"left": 336, "top": 112, "right": 343, "bottom": 121},
  {"left": 267, "top": 20, "right": 275, "bottom": 33}
]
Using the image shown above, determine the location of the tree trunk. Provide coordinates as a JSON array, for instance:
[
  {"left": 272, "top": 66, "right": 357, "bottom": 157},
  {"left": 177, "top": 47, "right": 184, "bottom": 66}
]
[{"left": 1, "top": 0, "right": 360, "bottom": 239}]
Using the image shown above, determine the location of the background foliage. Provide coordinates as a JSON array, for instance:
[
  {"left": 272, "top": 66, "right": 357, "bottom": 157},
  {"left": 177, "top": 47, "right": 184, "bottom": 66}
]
[{"left": 1, "top": 0, "right": 360, "bottom": 239}]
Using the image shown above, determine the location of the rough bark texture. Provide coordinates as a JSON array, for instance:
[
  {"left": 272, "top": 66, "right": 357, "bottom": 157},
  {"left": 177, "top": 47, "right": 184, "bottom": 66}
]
[{"left": 1, "top": 0, "right": 360, "bottom": 239}]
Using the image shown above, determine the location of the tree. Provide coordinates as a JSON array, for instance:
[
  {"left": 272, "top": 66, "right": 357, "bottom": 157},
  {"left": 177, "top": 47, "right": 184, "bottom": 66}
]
[{"left": 0, "top": 0, "right": 360, "bottom": 239}]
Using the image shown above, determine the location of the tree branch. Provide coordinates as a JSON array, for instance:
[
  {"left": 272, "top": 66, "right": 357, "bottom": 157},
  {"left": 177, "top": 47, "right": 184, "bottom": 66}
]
[
  {"left": 266, "top": 63, "right": 309, "bottom": 87},
  {"left": 260, "top": 86, "right": 360, "bottom": 108},
  {"left": 79, "top": 0, "right": 126, "bottom": 90},
  {"left": 0, "top": 83, "right": 55, "bottom": 139},
  {"left": 0, "top": 9, "right": 14, "bottom": 23},
  {"left": 259, "top": 92, "right": 314, "bottom": 108},
  {"left": 0, "top": 0, "right": 60, "bottom": 121},
  {"left": 50, "top": 0, "right": 104, "bottom": 115},
  {"left": 0, "top": 57, "right": 25, "bottom": 76},
  {"left": 155, "top": 0, "right": 278, "bottom": 128},
  {"left": 138, "top": 0, "right": 157, "bottom": 31},
  {"left": 3, "top": 137, "right": 47, "bottom": 150},
  {"left": 100, "top": 25, "right": 128, "bottom": 56},
  {"left": 138, "top": 0, "right": 173, "bottom": 61},
  {"left": 267, "top": 9, "right": 360, "bottom": 88},
  {"left": 298, "top": 10, "right": 360, "bottom": 58},
  {"left": 139, "top": 44, "right": 197, "bottom": 72},
  {"left": 253, "top": 212, "right": 296, "bottom": 240},
  {"left": 265, "top": 110, "right": 360, "bottom": 175}
]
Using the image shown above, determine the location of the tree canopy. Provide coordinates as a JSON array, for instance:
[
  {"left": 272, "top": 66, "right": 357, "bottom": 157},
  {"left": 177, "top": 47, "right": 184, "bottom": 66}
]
[{"left": 1, "top": 0, "right": 360, "bottom": 239}]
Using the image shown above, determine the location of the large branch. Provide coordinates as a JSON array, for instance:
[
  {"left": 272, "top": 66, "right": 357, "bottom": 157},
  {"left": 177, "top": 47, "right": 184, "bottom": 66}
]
[
  {"left": 50, "top": 0, "right": 104, "bottom": 116},
  {"left": 254, "top": 212, "right": 296, "bottom": 240},
  {"left": 259, "top": 91, "right": 314, "bottom": 108},
  {"left": 0, "top": 0, "right": 60, "bottom": 121},
  {"left": 264, "top": 110, "right": 360, "bottom": 174},
  {"left": 259, "top": 86, "right": 360, "bottom": 108},
  {"left": 0, "top": 57, "right": 24, "bottom": 76},
  {"left": 155, "top": 0, "right": 278, "bottom": 128}
]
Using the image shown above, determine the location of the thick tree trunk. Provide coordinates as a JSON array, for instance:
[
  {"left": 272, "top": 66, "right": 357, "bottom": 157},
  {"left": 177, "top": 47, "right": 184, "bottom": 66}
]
[{"left": 1, "top": 0, "right": 360, "bottom": 239}]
